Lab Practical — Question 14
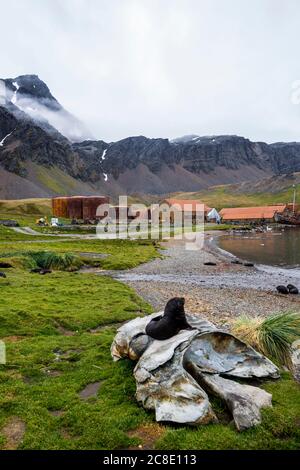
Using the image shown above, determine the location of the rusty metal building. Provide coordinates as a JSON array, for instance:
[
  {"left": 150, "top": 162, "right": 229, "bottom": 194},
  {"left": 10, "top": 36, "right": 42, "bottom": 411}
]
[
  {"left": 68, "top": 196, "right": 85, "bottom": 219},
  {"left": 51, "top": 197, "right": 69, "bottom": 218},
  {"left": 52, "top": 196, "right": 110, "bottom": 220},
  {"left": 82, "top": 196, "right": 109, "bottom": 220}
]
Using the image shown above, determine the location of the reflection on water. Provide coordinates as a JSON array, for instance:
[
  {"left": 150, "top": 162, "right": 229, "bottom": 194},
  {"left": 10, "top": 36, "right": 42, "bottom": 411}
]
[{"left": 218, "top": 228, "right": 300, "bottom": 268}]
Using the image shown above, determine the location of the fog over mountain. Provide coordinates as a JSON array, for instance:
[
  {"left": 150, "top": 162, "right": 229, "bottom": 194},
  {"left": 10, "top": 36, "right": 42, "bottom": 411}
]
[
  {"left": 1, "top": 74, "right": 300, "bottom": 199},
  {"left": 2, "top": 75, "right": 92, "bottom": 142},
  {"left": 1, "top": 1, "right": 300, "bottom": 143}
]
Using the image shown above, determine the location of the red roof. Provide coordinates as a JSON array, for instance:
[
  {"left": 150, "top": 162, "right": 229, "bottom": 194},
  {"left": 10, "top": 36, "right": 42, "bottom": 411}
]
[
  {"left": 164, "top": 199, "right": 211, "bottom": 213},
  {"left": 220, "top": 205, "right": 287, "bottom": 220}
]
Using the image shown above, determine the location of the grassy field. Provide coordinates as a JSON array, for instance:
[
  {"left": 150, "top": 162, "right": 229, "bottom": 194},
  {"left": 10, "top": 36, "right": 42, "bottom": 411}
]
[
  {"left": 0, "top": 198, "right": 52, "bottom": 217},
  {"left": 0, "top": 238, "right": 160, "bottom": 270},
  {"left": 0, "top": 225, "right": 299, "bottom": 449}
]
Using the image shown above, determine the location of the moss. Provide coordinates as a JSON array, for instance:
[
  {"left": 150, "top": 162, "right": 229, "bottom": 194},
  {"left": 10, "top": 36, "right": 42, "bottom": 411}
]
[
  {"left": 0, "top": 229, "right": 299, "bottom": 450},
  {"left": 0, "top": 267, "right": 153, "bottom": 449},
  {"left": 34, "top": 166, "right": 78, "bottom": 195}
]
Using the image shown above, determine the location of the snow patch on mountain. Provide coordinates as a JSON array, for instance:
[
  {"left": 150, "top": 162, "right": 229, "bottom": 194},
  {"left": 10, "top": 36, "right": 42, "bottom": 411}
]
[
  {"left": 11, "top": 82, "right": 20, "bottom": 106},
  {"left": 0, "top": 130, "right": 13, "bottom": 146},
  {"left": 170, "top": 134, "right": 200, "bottom": 144}
]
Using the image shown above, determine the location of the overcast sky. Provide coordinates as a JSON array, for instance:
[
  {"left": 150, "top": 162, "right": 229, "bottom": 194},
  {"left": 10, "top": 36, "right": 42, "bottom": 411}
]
[{"left": 1, "top": 0, "right": 300, "bottom": 143}]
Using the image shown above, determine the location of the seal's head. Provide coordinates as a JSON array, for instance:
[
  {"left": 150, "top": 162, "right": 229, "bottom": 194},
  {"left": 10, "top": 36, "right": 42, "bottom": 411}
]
[{"left": 164, "top": 297, "right": 185, "bottom": 318}]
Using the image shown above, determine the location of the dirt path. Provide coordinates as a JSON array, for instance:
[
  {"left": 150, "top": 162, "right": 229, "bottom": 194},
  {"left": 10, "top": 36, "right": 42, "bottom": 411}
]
[{"left": 11, "top": 226, "right": 97, "bottom": 239}]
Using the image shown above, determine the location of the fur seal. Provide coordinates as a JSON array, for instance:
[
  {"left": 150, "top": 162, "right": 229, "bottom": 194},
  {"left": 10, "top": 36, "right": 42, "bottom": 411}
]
[
  {"left": 145, "top": 297, "right": 192, "bottom": 340},
  {"left": 287, "top": 284, "right": 299, "bottom": 295},
  {"left": 276, "top": 285, "right": 289, "bottom": 294}
]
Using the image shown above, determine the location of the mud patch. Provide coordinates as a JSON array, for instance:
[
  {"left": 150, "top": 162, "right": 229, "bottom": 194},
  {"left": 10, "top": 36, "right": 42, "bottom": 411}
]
[
  {"left": 78, "top": 252, "right": 109, "bottom": 259},
  {"left": 89, "top": 322, "right": 124, "bottom": 334},
  {"left": 55, "top": 324, "right": 76, "bottom": 336},
  {"left": 60, "top": 427, "right": 80, "bottom": 440},
  {"left": 22, "top": 375, "right": 43, "bottom": 385},
  {"left": 44, "top": 369, "right": 63, "bottom": 377},
  {"left": 53, "top": 348, "right": 82, "bottom": 362},
  {"left": 49, "top": 410, "right": 65, "bottom": 417},
  {"left": 79, "top": 381, "right": 102, "bottom": 400},
  {"left": 3, "top": 336, "right": 24, "bottom": 343},
  {"left": 1, "top": 417, "right": 26, "bottom": 450},
  {"left": 127, "top": 423, "right": 165, "bottom": 450}
]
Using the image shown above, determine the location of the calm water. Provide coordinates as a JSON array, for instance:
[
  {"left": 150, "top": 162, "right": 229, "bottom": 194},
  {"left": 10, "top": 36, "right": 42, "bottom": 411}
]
[{"left": 218, "top": 228, "right": 300, "bottom": 268}]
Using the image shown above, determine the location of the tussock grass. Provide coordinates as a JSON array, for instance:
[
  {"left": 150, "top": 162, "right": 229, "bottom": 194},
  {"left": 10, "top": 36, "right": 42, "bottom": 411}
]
[
  {"left": 28, "top": 251, "right": 83, "bottom": 271},
  {"left": 0, "top": 239, "right": 160, "bottom": 270},
  {"left": 232, "top": 312, "right": 300, "bottom": 368}
]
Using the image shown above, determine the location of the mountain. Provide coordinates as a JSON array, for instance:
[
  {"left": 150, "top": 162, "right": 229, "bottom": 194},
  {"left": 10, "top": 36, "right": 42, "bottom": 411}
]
[
  {"left": 2, "top": 75, "right": 92, "bottom": 142},
  {"left": 1, "top": 74, "right": 300, "bottom": 199}
]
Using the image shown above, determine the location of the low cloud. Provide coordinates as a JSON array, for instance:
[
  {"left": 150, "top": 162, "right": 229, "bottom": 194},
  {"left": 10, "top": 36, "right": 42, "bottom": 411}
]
[{"left": 3, "top": 81, "right": 92, "bottom": 142}]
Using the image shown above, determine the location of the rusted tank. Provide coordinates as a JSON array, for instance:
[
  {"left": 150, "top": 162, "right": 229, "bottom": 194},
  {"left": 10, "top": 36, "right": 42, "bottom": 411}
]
[
  {"left": 68, "top": 196, "right": 85, "bottom": 219},
  {"left": 82, "top": 196, "right": 110, "bottom": 220},
  {"left": 52, "top": 197, "right": 69, "bottom": 218},
  {"left": 109, "top": 205, "right": 137, "bottom": 221},
  {"left": 52, "top": 196, "right": 110, "bottom": 220}
]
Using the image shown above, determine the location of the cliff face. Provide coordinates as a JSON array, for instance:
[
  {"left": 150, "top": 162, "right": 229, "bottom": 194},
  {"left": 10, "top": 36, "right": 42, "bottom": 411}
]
[{"left": 1, "top": 75, "right": 300, "bottom": 198}]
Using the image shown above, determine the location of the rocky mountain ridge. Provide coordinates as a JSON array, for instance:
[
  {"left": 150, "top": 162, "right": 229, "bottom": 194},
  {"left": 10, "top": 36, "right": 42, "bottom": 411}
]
[{"left": 1, "top": 75, "right": 300, "bottom": 198}]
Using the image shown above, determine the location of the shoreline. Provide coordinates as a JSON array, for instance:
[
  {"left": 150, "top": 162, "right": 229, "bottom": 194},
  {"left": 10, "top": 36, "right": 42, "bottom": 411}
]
[
  {"left": 97, "top": 233, "right": 300, "bottom": 325},
  {"left": 207, "top": 230, "right": 300, "bottom": 281}
]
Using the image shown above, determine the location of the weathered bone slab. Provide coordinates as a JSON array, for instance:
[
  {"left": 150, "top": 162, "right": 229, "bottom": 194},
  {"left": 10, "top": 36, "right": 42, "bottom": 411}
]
[
  {"left": 111, "top": 312, "right": 160, "bottom": 361},
  {"left": 135, "top": 342, "right": 217, "bottom": 425},
  {"left": 111, "top": 313, "right": 280, "bottom": 430},
  {"left": 291, "top": 339, "right": 300, "bottom": 382},
  {"left": 186, "top": 363, "right": 273, "bottom": 431},
  {"left": 184, "top": 331, "right": 280, "bottom": 379}
]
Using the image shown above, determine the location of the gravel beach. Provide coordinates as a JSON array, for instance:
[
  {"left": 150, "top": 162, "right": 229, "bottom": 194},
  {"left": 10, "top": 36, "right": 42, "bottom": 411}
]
[{"left": 105, "top": 232, "right": 300, "bottom": 326}]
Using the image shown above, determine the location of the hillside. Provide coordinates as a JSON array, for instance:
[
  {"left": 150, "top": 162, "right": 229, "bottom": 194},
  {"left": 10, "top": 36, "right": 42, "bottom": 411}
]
[
  {"left": 1, "top": 173, "right": 299, "bottom": 220},
  {"left": 2, "top": 75, "right": 300, "bottom": 198},
  {"left": 170, "top": 173, "right": 300, "bottom": 210}
]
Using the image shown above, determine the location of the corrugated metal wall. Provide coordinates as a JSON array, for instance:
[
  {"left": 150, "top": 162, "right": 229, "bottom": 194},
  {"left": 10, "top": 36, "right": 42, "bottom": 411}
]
[
  {"left": 52, "top": 196, "right": 110, "bottom": 220},
  {"left": 68, "top": 197, "right": 85, "bottom": 219},
  {"left": 52, "top": 197, "right": 69, "bottom": 218},
  {"left": 82, "top": 197, "right": 110, "bottom": 220}
]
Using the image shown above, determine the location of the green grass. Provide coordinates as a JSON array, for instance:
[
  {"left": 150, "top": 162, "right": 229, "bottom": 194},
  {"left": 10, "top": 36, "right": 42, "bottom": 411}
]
[
  {"left": 0, "top": 272, "right": 299, "bottom": 449},
  {"left": 0, "top": 269, "right": 151, "bottom": 337},
  {"left": 0, "top": 198, "right": 52, "bottom": 218},
  {"left": 0, "top": 238, "right": 160, "bottom": 270},
  {"left": 0, "top": 269, "right": 152, "bottom": 449},
  {"left": 0, "top": 229, "right": 299, "bottom": 449},
  {"left": 0, "top": 225, "right": 61, "bottom": 242},
  {"left": 34, "top": 166, "right": 79, "bottom": 195}
]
